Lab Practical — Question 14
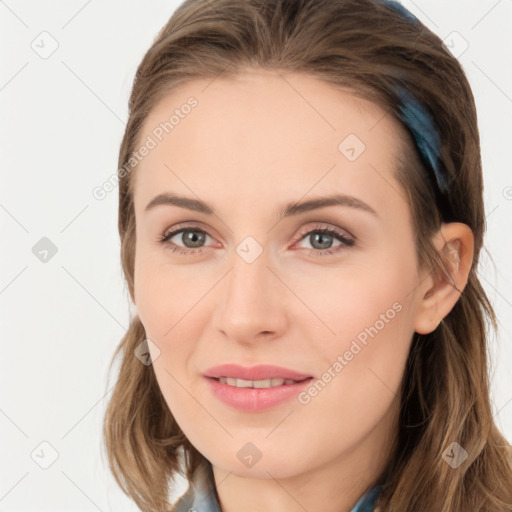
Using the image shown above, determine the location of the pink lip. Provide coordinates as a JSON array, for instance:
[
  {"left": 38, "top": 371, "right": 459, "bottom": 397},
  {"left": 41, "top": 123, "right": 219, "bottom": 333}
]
[
  {"left": 203, "top": 364, "right": 312, "bottom": 381},
  {"left": 203, "top": 364, "right": 313, "bottom": 411}
]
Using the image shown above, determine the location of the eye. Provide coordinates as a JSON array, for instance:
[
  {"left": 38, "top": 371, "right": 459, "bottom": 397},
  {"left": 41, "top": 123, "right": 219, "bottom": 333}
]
[
  {"left": 293, "top": 224, "right": 355, "bottom": 256},
  {"left": 158, "top": 225, "right": 216, "bottom": 256}
]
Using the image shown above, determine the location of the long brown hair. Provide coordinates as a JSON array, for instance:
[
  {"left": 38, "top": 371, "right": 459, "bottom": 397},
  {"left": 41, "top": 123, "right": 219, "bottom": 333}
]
[{"left": 102, "top": 1, "right": 512, "bottom": 510}]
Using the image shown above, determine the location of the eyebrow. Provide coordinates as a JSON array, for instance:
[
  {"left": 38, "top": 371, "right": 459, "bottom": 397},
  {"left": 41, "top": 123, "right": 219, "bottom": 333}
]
[{"left": 144, "top": 192, "right": 378, "bottom": 219}]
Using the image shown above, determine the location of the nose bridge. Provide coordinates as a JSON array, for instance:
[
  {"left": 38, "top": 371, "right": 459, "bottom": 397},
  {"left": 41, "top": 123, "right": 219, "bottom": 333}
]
[
  {"left": 213, "top": 237, "right": 287, "bottom": 340},
  {"left": 229, "top": 246, "right": 269, "bottom": 302},
  {"left": 226, "top": 244, "right": 273, "bottom": 315}
]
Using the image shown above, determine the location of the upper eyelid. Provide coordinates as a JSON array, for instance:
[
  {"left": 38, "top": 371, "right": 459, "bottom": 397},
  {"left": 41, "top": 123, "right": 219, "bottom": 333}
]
[
  {"left": 296, "top": 223, "right": 354, "bottom": 239},
  {"left": 163, "top": 220, "right": 214, "bottom": 235}
]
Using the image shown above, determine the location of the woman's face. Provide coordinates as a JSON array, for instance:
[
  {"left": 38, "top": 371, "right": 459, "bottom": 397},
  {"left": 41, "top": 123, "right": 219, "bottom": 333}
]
[{"left": 132, "top": 69, "right": 428, "bottom": 481}]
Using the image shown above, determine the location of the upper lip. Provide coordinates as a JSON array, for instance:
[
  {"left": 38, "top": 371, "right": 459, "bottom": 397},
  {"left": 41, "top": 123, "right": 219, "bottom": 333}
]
[{"left": 203, "top": 364, "right": 313, "bottom": 381}]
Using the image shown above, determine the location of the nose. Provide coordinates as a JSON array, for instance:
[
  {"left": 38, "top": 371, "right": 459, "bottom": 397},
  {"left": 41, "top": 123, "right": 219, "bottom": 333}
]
[{"left": 212, "top": 246, "right": 289, "bottom": 345}]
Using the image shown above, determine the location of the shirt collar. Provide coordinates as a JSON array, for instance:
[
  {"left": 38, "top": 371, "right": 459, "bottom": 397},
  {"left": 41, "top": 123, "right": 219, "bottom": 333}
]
[{"left": 172, "top": 461, "right": 381, "bottom": 512}]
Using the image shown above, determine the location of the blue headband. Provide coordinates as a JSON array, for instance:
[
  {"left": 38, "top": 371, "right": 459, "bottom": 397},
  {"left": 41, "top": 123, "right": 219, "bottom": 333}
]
[
  {"left": 393, "top": 85, "right": 450, "bottom": 195},
  {"left": 380, "top": 0, "right": 451, "bottom": 198},
  {"left": 382, "top": 0, "right": 420, "bottom": 24}
]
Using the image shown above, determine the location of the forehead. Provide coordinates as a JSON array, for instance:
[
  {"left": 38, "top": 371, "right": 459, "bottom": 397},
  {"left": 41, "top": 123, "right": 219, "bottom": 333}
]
[{"left": 131, "top": 69, "right": 408, "bottom": 215}]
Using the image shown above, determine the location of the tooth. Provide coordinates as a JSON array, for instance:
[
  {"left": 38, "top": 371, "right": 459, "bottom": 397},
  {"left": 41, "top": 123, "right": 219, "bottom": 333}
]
[
  {"left": 235, "top": 378, "right": 253, "bottom": 388},
  {"left": 217, "top": 377, "right": 296, "bottom": 388},
  {"left": 253, "top": 379, "right": 272, "bottom": 388}
]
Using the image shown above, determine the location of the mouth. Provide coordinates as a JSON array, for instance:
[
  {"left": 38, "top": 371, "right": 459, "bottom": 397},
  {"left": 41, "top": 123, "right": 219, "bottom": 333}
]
[{"left": 202, "top": 364, "right": 314, "bottom": 411}]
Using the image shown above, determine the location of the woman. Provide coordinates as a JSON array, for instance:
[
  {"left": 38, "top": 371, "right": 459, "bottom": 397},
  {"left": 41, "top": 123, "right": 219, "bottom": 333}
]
[{"left": 102, "top": 0, "right": 512, "bottom": 510}]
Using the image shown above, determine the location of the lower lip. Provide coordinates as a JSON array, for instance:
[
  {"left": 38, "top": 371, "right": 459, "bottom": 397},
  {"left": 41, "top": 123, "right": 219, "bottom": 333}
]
[{"left": 204, "top": 377, "right": 313, "bottom": 411}]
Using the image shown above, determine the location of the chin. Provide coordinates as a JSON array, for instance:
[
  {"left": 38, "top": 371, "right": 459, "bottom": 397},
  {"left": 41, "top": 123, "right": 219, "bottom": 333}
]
[{"left": 198, "top": 437, "right": 311, "bottom": 480}]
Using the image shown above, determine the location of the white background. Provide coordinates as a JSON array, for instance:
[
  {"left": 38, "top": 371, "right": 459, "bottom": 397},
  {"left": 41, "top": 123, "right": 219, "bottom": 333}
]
[{"left": 1, "top": 0, "right": 511, "bottom": 510}]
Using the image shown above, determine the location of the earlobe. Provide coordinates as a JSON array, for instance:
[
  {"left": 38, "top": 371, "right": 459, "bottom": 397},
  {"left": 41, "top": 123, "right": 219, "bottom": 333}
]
[{"left": 413, "top": 222, "right": 474, "bottom": 335}]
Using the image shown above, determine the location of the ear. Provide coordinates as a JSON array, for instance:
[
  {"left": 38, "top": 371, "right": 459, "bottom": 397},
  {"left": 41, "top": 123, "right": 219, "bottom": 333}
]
[{"left": 414, "top": 222, "right": 474, "bottom": 335}]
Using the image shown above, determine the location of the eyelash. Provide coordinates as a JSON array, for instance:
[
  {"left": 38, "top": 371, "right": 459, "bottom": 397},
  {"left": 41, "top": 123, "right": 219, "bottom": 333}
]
[{"left": 158, "top": 223, "right": 355, "bottom": 257}]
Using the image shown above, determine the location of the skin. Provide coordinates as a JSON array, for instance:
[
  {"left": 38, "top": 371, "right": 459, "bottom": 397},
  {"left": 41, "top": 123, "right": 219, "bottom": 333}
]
[{"left": 131, "top": 69, "right": 474, "bottom": 512}]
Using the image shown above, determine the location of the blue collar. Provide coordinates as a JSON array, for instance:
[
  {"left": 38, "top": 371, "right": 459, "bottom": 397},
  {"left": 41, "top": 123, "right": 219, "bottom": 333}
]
[{"left": 173, "top": 461, "right": 381, "bottom": 512}]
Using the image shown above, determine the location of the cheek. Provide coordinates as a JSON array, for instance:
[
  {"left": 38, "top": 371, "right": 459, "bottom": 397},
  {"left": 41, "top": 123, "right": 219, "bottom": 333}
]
[
  {"left": 307, "top": 258, "right": 414, "bottom": 342},
  {"left": 290, "top": 278, "right": 415, "bottom": 457},
  {"left": 134, "top": 246, "right": 209, "bottom": 337},
  {"left": 133, "top": 248, "right": 211, "bottom": 382},
  {"left": 133, "top": 258, "right": 200, "bottom": 418},
  {"left": 308, "top": 254, "right": 417, "bottom": 394}
]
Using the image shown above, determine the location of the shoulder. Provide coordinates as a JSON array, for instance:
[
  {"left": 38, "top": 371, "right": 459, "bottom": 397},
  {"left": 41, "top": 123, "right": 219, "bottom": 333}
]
[{"left": 171, "top": 483, "right": 195, "bottom": 512}]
